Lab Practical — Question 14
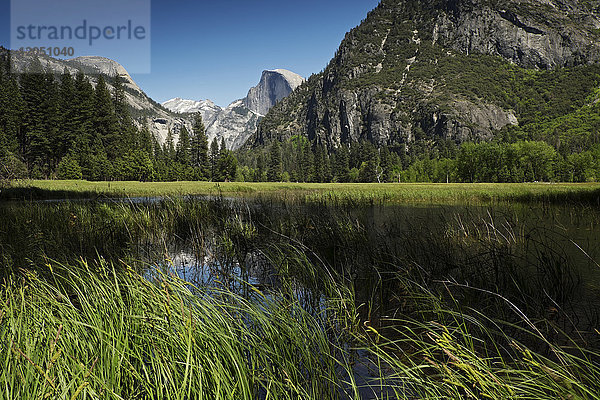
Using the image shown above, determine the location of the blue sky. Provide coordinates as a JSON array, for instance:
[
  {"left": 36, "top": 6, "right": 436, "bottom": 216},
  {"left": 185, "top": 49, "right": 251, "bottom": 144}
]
[{"left": 0, "top": 0, "right": 379, "bottom": 107}]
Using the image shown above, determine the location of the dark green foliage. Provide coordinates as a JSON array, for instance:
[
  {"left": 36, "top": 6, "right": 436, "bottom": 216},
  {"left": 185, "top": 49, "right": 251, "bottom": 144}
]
[
  {"left": 114, "top": 150, "right": 155, "bottom": 181},
  {"left": 268, "top": 141, "right": 282, "bottom": 182},
  {"left": 191, "top": 113, "right": 209, "bottom": 179},
  {"left": 93, "top": 76, "right": 119, "bottom": 159},
  {"left": 236, "top": 135, "right": 600, "bottom": 183},
  {"left": 0, "top": 149, "right": 28, "bottom": 179},
  {"left": 0, "top": 51, "right": 242, "bottom": 183},
  {"left": 176, "top": 126, "right": 191, "bottom": 166},
  {"left": 56, "top": 154, "right": 83, "bottom": 180},
  {"left": 209, "top": 137, "right": 219, "bottom": 181},
  {"left": 216, "top": 147, "right": 238, "bottom": 182}
]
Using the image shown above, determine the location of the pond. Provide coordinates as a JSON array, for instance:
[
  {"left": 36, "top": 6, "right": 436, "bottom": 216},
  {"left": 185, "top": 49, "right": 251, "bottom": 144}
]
[{"left": 1, "top": 196, "right": 599, "bottom": 398}]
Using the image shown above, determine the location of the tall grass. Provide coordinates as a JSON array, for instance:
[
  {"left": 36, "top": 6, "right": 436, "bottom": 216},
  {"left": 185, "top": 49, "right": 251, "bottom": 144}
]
[
  {"left": 359, "top": 278, "right": 600, "bottom": 399},
  {"left": 0, "top": 262, "right": 355, "bottom": 400},
  {"left": 1, "top": 196, "right": 600, "bottom": 398},
  {"left": 3, "top": 180, "right": 600, "bottom": 205},
  {"left": 3, "top": 262, "right": 600, "bottom": 399}
]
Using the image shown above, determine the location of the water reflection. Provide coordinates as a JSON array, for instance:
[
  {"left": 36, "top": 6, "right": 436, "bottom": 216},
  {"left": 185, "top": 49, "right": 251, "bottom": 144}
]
[{"left": 1, "top": 197, "right": 599, "bottom": 347}]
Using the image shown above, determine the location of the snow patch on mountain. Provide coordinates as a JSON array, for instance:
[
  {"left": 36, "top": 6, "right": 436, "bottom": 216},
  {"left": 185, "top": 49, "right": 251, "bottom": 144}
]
[{"left": 163, "top": 69, "right": 305, "bottom": 149}]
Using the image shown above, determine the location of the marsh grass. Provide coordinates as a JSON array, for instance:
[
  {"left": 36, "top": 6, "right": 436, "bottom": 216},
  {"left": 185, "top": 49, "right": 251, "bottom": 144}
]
[
  {"left": 3, "top": 180, "right": 600, "bottom": 205},
  {"left": 3, "top": 262, "right": 600, "bottom": 399},
  {"left": 1, "top": 195, "right": 600, "bottom": 398},
  {"left": 355, "top": 275, "right": 600, "bottom": 399},
  {"left": 0, "top": 262, "right": 356, "bottom": 400}
]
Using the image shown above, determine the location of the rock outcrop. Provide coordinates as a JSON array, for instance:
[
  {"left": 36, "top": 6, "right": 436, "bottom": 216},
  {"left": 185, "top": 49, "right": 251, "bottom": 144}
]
[
  {"left": 243, "top": 69, "right": 305, "bottom": 115},
  {"left": 250, "top": 0, "right": 600, "bottom": 150},
  {"left": 162, "top": 69, "right": 304, "bottom": 149}
]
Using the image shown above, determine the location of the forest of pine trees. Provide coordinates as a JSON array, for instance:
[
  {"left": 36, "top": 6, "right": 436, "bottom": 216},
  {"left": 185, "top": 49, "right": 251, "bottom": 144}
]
[
  {"left": 2, "top": 50, "right": 600, "bottom": 183},
  {"left": 0, "top": 51, "right": 237, "bottom": 182}
]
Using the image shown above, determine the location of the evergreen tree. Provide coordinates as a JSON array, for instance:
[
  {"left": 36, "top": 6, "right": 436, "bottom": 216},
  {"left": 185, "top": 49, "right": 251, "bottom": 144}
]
[
  {"left": 216, "top": 138, "right": 237, "bottom": 182},
  {"left": 268, "top": 141, "right": 282, "bottom": 181},
  {"left": 139, "top": 123, "right": 154, "bottom": 155},
  {"left": 358, "top": 144, "right": 378, "bottom": 183},
  {"left": 93, "top": 75, "right": 119, "bottom": 159},
  {"left": 57, "top": 153, "right": 83, "bottom": 180},
  {"left": 43, "top": 70, "right": 61, "bottom": 170},
  {"left": 19, "top": 58, "right": 48, "bottom": 171},
  {"left": 0, "top": 62, "right": 24, "bottom": 155},
  {"left": 176, "top": 126, "right": 191, "bottom": 166},
  {"left": 334, "top": 146, "right": 350, "bottom": 182},
  {"left": 256, "top": 153, "right": 266, "bottom": 182},
  {"left": 379, "top": 146, "right": 392, "bottom": 182},
  {"left": 293, "top": 136, "right": 305, "bottom": 182},
  {"left": 72, "top": 72, "right": 95, "bottom": 159},
  {"left": 303, "top": 141, "right": 315, "bottom": 182},
  {"left": 313, "top": 144, "right": 330, "bottom": 182},
  {"left": 190, "top": 113, "right": 209, "bottom": 179},
  {"left": 58, "top": 69, "right": 78, "bottom": 159},
  {"left": 164, "top": 129, "right": 176, "bottom": 161},
  {"left": 112, "top": 74, "right": 137, "bottom": 150},
  {"left": 209, "top": 137, "right": 219, "bottom": 181}
]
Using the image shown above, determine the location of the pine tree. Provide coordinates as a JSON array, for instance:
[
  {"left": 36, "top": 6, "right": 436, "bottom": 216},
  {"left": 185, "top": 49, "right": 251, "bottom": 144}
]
[
  {"left": 190, "top": 113, "right": 209, "bottom": 179},
  {"left": 72, "top": 72, "right": 95, "bottom": 159},
  {"left": 379, "top": 146, "right": 392, "bottom": 182},
  {"left": 58, "top": 69, "right": 78, "bottom": 160},
  {"left": 334, "top": 145, "right": 350, "bottom": 182},
  {"left": 215, "top": 139, "right": 236, "bottom": 182},
  {"left": 293, "top": 137, "right": 305, "bottom": 182},
  {"left": 164, "top": 129, "right": 176, "bottom": 161},
  {"left": 112, "top": 74, "right": 137, "bottom": 150},
  {"left": 57, "top": 153, "right": 83, "bottom": 180},
  {"left": 358, "top": 143, "right": 378, "bottom": 183},
  {"left": 93, "top": 75, "right": 119, "bottom": 159},
  {"left": 0, "top": 59, "right": 24, "bottom": 156},
  {"left": 139, "top": 123, "right": 154, "bottom": 155},
  {"left": 176, "top": 126, "right": 191, "bottom": 166},
  {"left": 43, "top": 70, "right": 61, "bottom": 170},
  {"left": 314, "top": 144, "right": 330, "bottom": 182},
  {"left": 303, "top": 141, "right": 314, "bottom": 182},
  {"left": 256, "top": 153, "right": 266, "bottom": 182},
  {"left": 268, "top": 141, "right": 282, "bottom": 182},
  {"left": 20, "top": 58, "right": 50, "bottom": 173},
  {"left": 209, "top": 137, "right": 219, "bottom": 181}
]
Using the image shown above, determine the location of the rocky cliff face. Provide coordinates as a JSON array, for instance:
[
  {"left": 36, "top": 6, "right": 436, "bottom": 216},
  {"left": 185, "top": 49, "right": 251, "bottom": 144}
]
[
  {"left": 251, "top": 0, "right": 600, "bottom": 149},
  {"left": 163, "top": 69, "right": 304, "bottom": 149},
  {"left": 161, "top": 97, "right": 260, "bottom": 150},
  {"left": 206, "top": 100, "right": 262, "bottom": 150},
  {"left": 243, "top": 69, "right": 305, "bottom": 115},
  {"left": 161, "top": 98, "right": 222, "bottom": 125},
  {"left": 433, "top": 0, "right": 600, "bottom": 69}
]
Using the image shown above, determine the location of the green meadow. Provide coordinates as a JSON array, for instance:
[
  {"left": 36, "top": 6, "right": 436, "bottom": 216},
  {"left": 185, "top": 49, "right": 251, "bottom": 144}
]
[{"left": 3, "top": 180, "right": 600, "bottom": 204}]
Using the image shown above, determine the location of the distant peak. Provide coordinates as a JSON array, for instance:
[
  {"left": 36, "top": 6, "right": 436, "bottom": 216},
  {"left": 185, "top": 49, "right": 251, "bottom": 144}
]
[
  {"left": 243, "top": 68, "right": 305, "bottom": 115},
  {"left": 266, "top": 68, "right": 299, "bottom": 75}
]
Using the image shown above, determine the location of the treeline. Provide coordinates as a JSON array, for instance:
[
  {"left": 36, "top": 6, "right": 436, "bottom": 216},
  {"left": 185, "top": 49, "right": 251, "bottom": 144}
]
[
  {"left": 0, "top": 52, "right": 238, "bottom": 182},
  {"left": 2, "top": 51, "right": 600, "bottom": 183},
  {"left": 237, "top": 137, "right": 600, "bottom": 183}
]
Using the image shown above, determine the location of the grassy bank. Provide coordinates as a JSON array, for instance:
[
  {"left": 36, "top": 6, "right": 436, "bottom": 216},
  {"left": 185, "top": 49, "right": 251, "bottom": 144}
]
[{"left": 2, "top": 180, "right": 600, "bottom": 204}]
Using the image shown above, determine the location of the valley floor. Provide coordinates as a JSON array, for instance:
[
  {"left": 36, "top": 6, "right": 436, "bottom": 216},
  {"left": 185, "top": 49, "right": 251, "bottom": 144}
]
[{"left": 2, "top": 180, "right": 600, "bottom": 204}]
